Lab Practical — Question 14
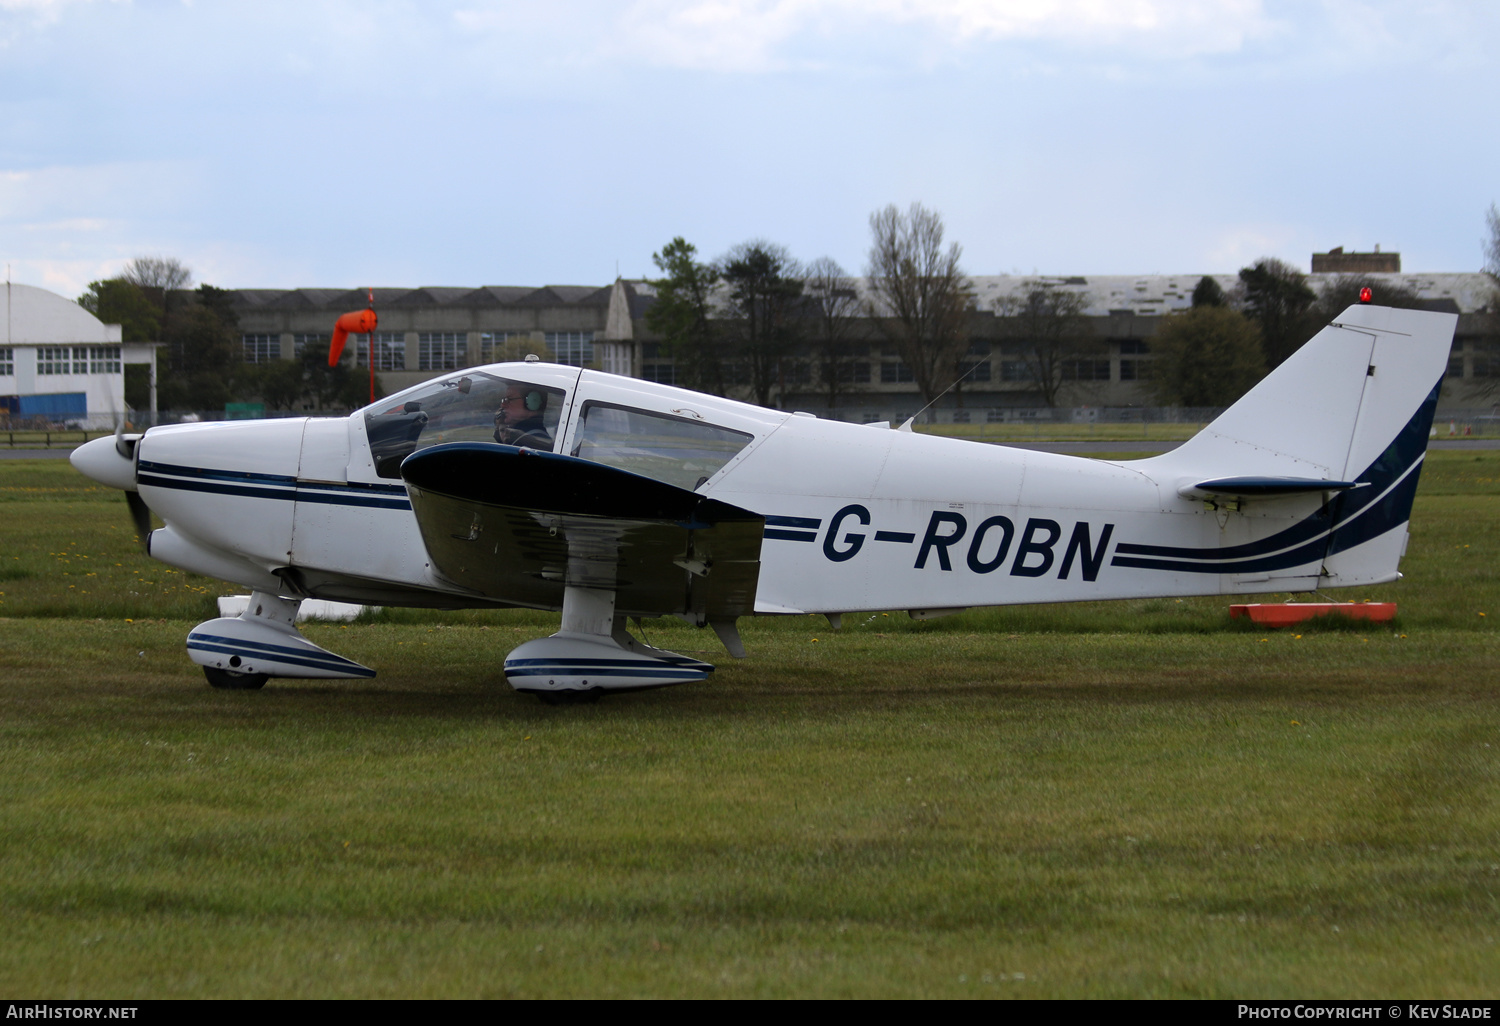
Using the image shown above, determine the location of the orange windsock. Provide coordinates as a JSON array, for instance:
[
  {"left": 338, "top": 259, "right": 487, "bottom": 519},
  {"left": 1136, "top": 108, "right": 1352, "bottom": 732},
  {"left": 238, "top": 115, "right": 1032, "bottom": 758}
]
[{"left": 329, "top": 308, "right": 378, "bottom": 367}]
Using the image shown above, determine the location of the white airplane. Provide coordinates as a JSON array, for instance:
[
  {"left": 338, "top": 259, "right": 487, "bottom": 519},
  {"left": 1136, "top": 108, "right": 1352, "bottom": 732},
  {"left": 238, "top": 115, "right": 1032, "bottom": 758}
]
[{"left": 72, "top": 301, "right": 1455, "bottom": 702}]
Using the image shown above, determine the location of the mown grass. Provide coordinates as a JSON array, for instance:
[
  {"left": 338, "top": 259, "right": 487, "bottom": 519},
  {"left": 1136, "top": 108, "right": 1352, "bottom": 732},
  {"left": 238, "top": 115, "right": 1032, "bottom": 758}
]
[{"left": 1, "top": 454, "right": 1499, "bottom": 997}]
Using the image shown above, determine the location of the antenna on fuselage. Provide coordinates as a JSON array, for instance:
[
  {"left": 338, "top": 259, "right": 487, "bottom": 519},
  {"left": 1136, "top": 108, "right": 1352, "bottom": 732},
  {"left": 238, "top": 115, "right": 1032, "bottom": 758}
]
[{"left": 896, "top": 357, "right": 986, "bottom": 432}]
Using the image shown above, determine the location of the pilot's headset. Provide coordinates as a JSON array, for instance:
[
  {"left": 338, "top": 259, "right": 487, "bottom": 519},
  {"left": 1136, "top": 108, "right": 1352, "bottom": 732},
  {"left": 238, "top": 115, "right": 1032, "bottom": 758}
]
[{"left": 500, "top": 385, "right": 544, "bottom": 413}]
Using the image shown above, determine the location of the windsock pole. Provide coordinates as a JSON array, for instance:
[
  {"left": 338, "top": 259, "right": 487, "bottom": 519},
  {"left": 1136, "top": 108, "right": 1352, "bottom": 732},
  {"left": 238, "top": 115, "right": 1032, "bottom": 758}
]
[{"left": 329, "top": 289, "right": 379, "bottom": 403}]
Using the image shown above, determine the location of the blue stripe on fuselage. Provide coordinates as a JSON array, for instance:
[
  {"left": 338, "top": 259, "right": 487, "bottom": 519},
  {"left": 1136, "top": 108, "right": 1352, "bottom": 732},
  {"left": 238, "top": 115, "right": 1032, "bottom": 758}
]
[
  {"left": 1110, "top": 380, "right": 1439, "bottom": 575},
  {"left": 138, "top": 459, "right": 412, "bottom": 511}
]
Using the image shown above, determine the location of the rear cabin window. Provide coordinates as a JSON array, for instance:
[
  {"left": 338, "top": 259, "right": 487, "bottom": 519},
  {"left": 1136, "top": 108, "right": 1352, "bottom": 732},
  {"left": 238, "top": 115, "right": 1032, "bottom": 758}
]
[
  {"left": 571, "top": 402, "right": 753, "bottom": 490},
  {"left": 364, "top": 371, "right": 565, "bottom": 478}
]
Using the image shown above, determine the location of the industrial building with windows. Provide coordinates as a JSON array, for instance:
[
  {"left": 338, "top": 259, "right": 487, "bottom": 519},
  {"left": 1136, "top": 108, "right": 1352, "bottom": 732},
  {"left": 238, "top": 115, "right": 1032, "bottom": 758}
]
[
  {"left": 3, "top": 251, "right": 1494, "bottom": 428},
  {"left": 225, "top": 256, "right": 1498, "bottom": 419}
]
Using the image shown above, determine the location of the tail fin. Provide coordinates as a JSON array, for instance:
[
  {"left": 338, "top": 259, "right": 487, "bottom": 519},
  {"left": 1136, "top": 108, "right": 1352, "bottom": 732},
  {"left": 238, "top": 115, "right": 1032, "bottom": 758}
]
[{"left": 1139, "top": 304, "right": 1456, "bottom": 586}]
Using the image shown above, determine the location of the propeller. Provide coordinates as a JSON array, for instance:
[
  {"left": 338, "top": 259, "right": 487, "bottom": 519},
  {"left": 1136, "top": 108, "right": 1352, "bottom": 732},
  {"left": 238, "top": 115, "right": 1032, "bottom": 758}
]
[
  {"left": 114, "top": 414, "right": 132, "bottom": 458},
  {"left": 126, "top": 490, "right": 153, "bottom": 548},
  {"left": 114, "top": 417, "right": 153, "bottom": 548},
  {"left": 77, "top": 415, "right": 153, "bottom": 549}
]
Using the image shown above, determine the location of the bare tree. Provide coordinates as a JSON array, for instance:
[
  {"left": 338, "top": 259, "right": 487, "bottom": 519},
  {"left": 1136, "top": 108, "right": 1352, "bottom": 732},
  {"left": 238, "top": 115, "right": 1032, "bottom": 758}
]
[
  {"left": 995, "top": 281, "right": 1095, "bottom": 408},
  {"left": 122, "top": 256, "right": 193, "bottom": 293},
  {"left": 803, "top": 256, "right": 863, "bottom": 409},
  {"left": 121, "top": 256, "right": 194, "bottom": 343},
  {"left": 1486, "top": 203, "right": 1500, "bottom": 280},
  {"left": 863, "top": 203, "right": 972, "bottom": 406}
]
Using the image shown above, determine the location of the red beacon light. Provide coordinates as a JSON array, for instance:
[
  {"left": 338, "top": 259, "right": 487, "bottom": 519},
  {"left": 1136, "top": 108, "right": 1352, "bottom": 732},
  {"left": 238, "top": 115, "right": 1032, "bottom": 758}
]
[{"left": 1359, "top": 286, "right": 1373, "bottom": 303}]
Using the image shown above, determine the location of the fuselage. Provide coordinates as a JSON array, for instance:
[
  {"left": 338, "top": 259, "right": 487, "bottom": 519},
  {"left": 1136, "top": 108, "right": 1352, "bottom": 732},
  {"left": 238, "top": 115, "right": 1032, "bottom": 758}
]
[{"left": 123, "top": 360, "right": 1409, "bottom": 617}]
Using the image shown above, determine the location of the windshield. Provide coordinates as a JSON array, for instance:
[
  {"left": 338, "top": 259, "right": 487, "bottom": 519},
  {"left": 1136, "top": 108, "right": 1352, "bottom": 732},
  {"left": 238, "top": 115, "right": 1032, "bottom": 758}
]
[{"left": 363, "top": 371, "right": 566, "bottom": 478}]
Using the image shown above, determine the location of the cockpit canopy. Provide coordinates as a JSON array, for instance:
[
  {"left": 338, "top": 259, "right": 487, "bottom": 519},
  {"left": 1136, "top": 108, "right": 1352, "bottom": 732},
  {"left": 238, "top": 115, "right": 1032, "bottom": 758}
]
[
  {"left": 361, "top": 364, "right": 773, "bottom": 491},
  {"left": 364, "top": 371, "right": 566, "bottom": 478}
]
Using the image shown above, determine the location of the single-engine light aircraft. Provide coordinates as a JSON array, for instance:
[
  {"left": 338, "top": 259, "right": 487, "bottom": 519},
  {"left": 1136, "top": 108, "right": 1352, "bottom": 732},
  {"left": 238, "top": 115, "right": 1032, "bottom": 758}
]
[{"left": 72, "top": 302, "right": 1456, "bottom": 702}]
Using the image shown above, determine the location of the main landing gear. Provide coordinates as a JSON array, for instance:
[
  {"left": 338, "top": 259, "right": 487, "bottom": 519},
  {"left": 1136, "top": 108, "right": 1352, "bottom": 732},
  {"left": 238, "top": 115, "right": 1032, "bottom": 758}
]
[
  {"left": 187, "top": 590, "right": 375, "bottom": 689},
  {"left": 504, "top": 583, "right": 719, "bottom": 704}
]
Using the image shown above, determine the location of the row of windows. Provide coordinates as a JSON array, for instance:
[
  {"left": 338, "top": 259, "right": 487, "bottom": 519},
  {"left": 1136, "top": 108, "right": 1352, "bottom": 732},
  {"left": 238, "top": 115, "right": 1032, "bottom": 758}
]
[
  {"left": 1061, "top": 359, "right": 1113, "bottom": 382},
  {"left": 419, "top": 333, "right": 467, "bottom": 372},
  {"left": 547, "top": 332, "right": 594, "bottom": 367},
  {"left": 353, "top": 333, "right": 408, "bottom": 372},
  {"left": 243, "top": 335, "right": 280, "bottom": 363},
  {"left": 637, "top": 356, "right": 1151, "bottom": 388},
  {"left": 0, "top": 348, "right": 10, "bottom": 376},
  {"left": 242, "top": 332, "right": 595, "bottom": 371},
  {"left": 881, "top": 340, "right": 1152, "bottom": 358},
  {"left": 1454, "top": 341, "right": 1500, "bottom": 379},
  {"left": 20, "top": 346, "right": 122, "bottom": 375}
]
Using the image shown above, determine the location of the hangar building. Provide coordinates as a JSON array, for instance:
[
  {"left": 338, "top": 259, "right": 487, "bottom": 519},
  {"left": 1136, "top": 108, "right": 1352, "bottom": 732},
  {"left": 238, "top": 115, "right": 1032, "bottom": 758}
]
[{"left": 0, "top": 283, "right": 158, "bottom": 429}]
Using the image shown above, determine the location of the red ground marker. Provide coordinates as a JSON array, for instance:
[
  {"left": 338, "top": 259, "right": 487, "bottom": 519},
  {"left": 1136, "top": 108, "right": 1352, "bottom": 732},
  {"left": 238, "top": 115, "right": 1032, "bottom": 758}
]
[{"left": 1229, "top": 602, "right": 1397, "bottom": 627}]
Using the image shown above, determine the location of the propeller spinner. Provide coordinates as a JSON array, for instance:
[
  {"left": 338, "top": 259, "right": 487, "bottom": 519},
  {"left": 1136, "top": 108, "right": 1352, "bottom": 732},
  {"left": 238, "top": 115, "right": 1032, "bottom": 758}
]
[{"left": 72, "top": 430, "right": 154, "bottom": 548}]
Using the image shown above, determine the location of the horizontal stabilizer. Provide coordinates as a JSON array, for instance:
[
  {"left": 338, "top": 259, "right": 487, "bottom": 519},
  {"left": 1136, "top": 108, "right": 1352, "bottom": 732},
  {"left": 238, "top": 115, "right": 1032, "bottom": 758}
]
[{"left": 1179, "top": 476, "right": 1362, "bottom": 500}]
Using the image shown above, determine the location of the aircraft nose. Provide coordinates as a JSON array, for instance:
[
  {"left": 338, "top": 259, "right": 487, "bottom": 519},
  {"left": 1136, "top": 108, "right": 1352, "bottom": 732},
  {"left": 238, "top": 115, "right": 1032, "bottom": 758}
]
[{"left": 70, "top": 434, "right": 139, "bottom": 491}]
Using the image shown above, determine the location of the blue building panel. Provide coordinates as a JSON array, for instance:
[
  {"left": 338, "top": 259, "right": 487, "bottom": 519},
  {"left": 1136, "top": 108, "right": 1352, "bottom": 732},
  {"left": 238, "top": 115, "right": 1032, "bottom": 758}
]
[{"left": 17, "top": 392, "right": 87, "bottom": 416}]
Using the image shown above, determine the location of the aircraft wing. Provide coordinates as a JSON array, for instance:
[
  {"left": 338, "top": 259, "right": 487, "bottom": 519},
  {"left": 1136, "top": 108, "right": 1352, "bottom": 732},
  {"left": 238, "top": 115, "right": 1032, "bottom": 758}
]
[{"left": 400, "top": 443, "right": 764, "bottom": 621}]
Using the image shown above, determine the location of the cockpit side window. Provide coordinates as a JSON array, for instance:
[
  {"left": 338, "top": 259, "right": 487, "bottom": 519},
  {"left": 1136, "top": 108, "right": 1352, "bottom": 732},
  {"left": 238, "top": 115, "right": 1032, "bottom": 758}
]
[
  {"left": 364, "top": 372, "right": 566, "bottom": 478},
  {"left": 570, "top": 402, "right": 753, "bottom": 490}
]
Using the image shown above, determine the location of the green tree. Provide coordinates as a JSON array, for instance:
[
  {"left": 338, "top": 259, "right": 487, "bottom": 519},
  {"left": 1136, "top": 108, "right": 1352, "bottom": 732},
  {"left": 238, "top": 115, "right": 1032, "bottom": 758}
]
[
  {"left": 1149, "top": 306, "right": 1266, "bottom": 407},
  {"left": 77, "top": 279, "right": 160, "bottom": 342},
  {"left": 1238, "top": 258, "right": 1317, "bottom": 369},
  {"left": 238, "top": 358, "right": 307, "bottom": 411},
  {"left": 240, "top": 346, "right": 376, "bottom": 412},
  {"left": 157, "top": 285, "right": 240, "bottom": 411},
  {"left": 646, "top": 237, "right": 725, "bottom": 395},
  {"left": 1191, "top": 275, "right": 1227, "bottom": 308},
  {"left": 864, "top": 202, "right": 971, "bottom": 406},
  {"left": 718, "top": 240, "right": 803, "bottom": 407}
]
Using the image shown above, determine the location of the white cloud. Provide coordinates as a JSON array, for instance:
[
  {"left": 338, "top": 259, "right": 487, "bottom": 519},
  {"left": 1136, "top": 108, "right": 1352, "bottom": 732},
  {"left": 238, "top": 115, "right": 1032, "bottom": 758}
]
[
  {"left": 0, "top": 161, "right": 205, "bottom": 294},
  {"left": 0, "top": 0, "right": 121, "bottom": 46},
  {"left": 0, "top": 162, "right": 196, "bottom": 223},
  {"left": 8, "top": 258, "right": 124, "bottom": 297},
  {"left": 610, "top": 0, "right": 1278, "bottom": 71}
]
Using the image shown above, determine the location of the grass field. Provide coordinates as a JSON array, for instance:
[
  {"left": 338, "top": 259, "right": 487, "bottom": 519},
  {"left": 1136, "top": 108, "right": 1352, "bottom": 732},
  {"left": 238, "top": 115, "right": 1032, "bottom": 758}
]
[{"left": 1, "top": 452, "right": 1498, "bottom": 997}]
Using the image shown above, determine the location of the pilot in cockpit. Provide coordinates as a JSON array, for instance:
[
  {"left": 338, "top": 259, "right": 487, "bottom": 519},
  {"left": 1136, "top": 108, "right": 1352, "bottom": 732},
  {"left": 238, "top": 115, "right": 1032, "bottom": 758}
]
[{"left": 493, "top": 383, "right": 553, "bottom": 450}]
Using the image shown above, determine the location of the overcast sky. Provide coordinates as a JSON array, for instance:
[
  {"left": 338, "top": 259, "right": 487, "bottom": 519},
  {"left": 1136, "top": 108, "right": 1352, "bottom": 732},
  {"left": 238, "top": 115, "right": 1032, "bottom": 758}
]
[{"left": 2, "top": 0, "right": 1496, "bottom": 297}]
